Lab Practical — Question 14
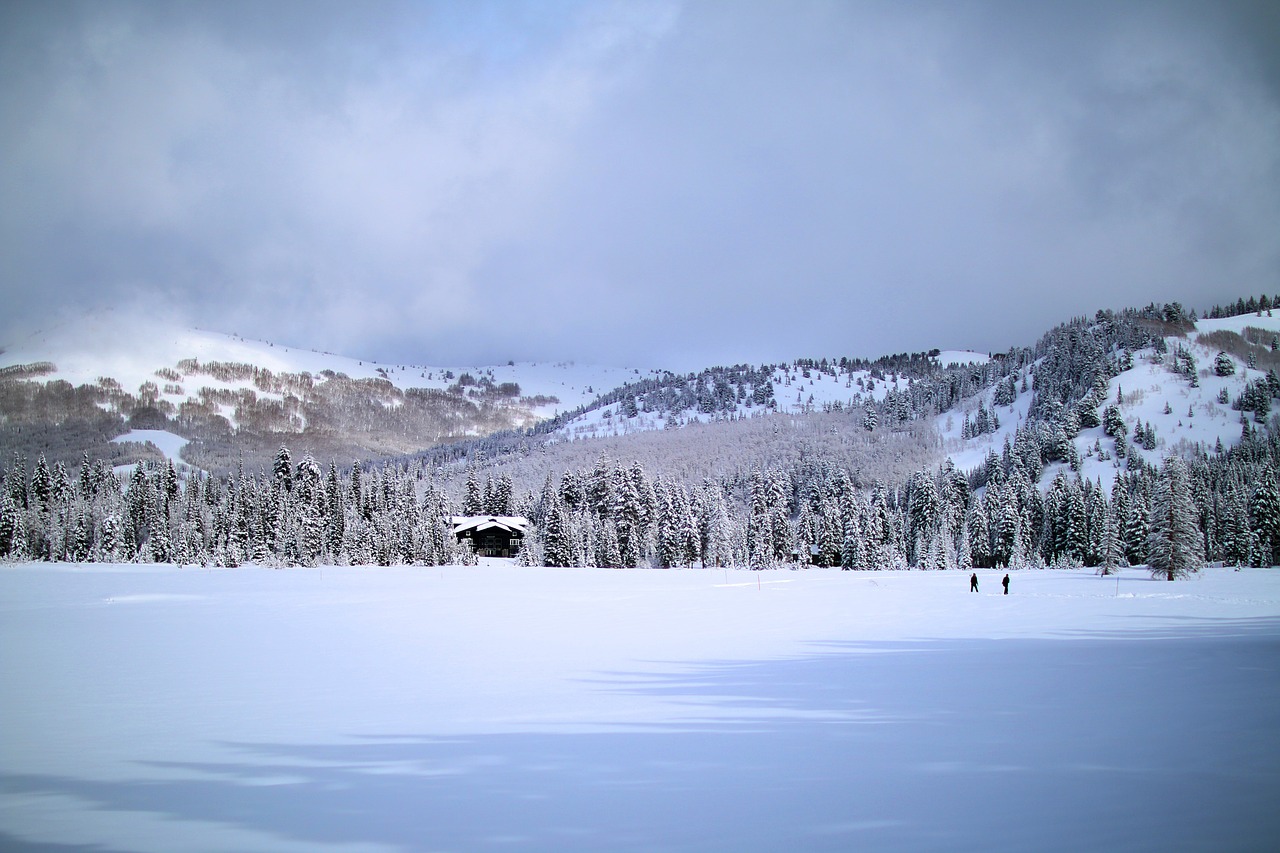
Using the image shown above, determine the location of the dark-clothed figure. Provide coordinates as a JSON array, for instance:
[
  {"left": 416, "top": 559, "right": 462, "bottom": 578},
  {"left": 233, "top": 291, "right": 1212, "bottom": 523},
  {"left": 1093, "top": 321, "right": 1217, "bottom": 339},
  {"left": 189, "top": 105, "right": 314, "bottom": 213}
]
[
  {"left": 1002, "top": 574, "right": 1010, "bottom": 595},
  {"left": 970, "top": 572, "right": 979, "bottom": 592}
]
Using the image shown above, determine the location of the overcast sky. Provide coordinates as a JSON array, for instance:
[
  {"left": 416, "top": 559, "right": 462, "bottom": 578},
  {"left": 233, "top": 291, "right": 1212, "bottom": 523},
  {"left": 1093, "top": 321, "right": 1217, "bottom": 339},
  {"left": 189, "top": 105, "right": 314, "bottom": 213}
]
[{"left": 2, "top": 1, "right": 1277, "bottom": 371}]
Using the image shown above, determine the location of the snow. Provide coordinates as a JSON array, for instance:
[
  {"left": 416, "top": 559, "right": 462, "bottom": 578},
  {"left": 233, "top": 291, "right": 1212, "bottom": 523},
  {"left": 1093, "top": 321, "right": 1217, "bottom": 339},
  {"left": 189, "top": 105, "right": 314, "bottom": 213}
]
[
  {"left": 939, "top": 371, "right": 1033, "bottom": 474},
  {"left": 111, "top": 429, "right": 189, "bottom": 461},
  {"left": 938, "top": 313, "right": 1280, "bottom": 490},
  {"left": 1067, "top": 314, "right": 1280, "bottom": 489},
  {"left": 553, "top": 364, "right": 916, "bottom": 441},
  {"left": 933, "top": 350, "right": 990, "bottom": 367},
  {"left": 0, "top": 312, "right": 646, "bottom": 425},
  {"left": 3, "top": 562, "right": 1278, "bottom": 852},
  {"left": 1193, "top": 312, "right": 1280, "bottom": 337}
]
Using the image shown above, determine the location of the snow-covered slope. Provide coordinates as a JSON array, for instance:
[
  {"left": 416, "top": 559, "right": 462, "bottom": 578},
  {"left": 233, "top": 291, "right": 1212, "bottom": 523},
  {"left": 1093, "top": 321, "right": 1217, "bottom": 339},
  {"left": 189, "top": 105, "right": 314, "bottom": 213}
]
[
  {"left": 940, "top": 312, "right": 1280, "bottom": 491},
  {"left": 1, "top": 311, "right": 652, "bottom": 430},
  {"left": 550, "top": 350, "right": 992, "bottom": 442}
]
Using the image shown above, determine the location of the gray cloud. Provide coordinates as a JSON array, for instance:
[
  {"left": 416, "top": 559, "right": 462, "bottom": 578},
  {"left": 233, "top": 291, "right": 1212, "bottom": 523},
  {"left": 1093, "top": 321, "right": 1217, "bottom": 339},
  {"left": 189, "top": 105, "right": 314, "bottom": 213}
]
[{"left": 2, "top": 0, "right": 1277, "bottom": 370}]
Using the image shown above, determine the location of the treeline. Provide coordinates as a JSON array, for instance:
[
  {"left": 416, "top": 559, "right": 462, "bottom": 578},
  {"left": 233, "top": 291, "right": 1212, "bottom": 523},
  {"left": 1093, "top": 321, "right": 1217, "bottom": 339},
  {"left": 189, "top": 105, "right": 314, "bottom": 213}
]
[
  {"left": 0, "top": 447, "right": 475, "bottom": 567},
  {"left": 1204, "top": 293, "right": 1280, "bottom": 320},
  {"left": 4, "top": 417, "right": 1277, "bottom": 579},
  {"left": 6, "top": 296, "right": 1280, "bottom": 578},
  {"left": 518, "top": 420, "right": 1275, "bottom": 580}
]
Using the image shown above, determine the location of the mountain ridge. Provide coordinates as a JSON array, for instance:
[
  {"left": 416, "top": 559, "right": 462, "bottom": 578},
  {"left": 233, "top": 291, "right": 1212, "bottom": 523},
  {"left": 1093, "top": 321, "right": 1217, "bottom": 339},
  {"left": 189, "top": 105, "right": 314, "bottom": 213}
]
[{"left": 0, "top": 310, "right": 991, "bottom": 476}]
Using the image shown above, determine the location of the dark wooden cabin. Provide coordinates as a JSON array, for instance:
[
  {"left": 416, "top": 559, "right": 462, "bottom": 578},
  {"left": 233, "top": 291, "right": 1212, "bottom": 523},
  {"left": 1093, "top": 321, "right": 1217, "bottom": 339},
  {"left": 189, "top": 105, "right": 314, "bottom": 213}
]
[{"left": 451, "top": 516, "right": 529, "bottom": 558}]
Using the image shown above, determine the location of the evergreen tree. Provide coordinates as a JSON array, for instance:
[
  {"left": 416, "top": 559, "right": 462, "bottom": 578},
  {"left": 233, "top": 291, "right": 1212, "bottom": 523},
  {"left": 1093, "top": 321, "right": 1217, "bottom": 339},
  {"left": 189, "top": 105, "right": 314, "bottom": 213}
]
[
  {"left": 1085, "top": 484, "right": 1107, "bottom": 566},
  {"left": 273, "top": 445, "right": 293, "bottom": 492},
  {"left": 31, "top": 454, "right": 52, "bottom": 513},
  {"left": 1125, "top": 491, "right": 1149, "bottom": 566},
  {"left": 1099, "top": 504, "right": 1124, "bottom": 575},
  {"left": 1222, "top": 484, "right": 1253, "bottom": 567},
  {"left": 967, "top": 499, "right": 991, "bottom": 568},
  {"left": 862, "top": 406, "right": 878, "bottom": 432},
  {"left": 1248, "top": 470, "right": 1280, "bottom": 567},
  {"left": 1147, "top": 457, "right": 1204, "bottom": 580},
  {"left": 841, "top": 508, "right": 865, "bottom": 570},
  {"left": 905, "top": 471, "right": 940, "bottom": 566},
  {"left": 463, "top": 471, "right": 483, "bottom": 516},
  {"left": 0, "top": 494, "right": 17, "bottom": 556},
  {"left": 747, "top": 471, "right": 774, "bottom": 569}
]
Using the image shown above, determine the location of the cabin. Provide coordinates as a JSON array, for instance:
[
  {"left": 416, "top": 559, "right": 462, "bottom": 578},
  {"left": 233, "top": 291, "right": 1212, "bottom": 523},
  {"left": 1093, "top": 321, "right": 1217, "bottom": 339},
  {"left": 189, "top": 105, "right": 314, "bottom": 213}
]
[{"left": 451, "top": 516, "right": 529, "bottom": 558}]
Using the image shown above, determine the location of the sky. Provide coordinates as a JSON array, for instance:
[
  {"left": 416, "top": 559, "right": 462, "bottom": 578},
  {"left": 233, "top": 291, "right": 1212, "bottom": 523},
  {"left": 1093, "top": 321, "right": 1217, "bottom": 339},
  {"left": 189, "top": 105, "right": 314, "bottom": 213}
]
[{"left": 1, "top": 0, "right": 1277, "bottom": 372}]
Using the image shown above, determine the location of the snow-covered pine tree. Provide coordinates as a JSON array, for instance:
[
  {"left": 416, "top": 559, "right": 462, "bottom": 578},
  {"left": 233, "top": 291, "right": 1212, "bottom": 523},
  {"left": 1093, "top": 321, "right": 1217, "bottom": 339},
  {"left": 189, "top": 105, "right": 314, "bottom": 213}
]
[
  {"left": 273, "top": 445, "right": 292, "bottom": 492},
  {"left": 747, "top": 471, "right": 773, "bottom": 569},
  {"left": 463, "top": 471, "right": 483, "bottom": 516},
  {"left": 1099, "top": 503, "right": 1124, "bottom": 575},
  {"left": 841, "top": 507, "right": 865, "bottom": 570},
  {"left": 1146, "top": 456, "right": 1204, "bottom": 580},
  {"left": 1085, "top": 483, "right": 1107, "bottom": 566},
  {"left": 967, "top": 499, "right": 991, "bottom": 568},
  {"left": 905, "top": 471, "right": 940, "bottom": 566},
  {"left": 1220, "top": 484, "right": 1253, "bottom": 567},
  {"left": 1248, "top": 470, "right": 1280, "bottom": 567}
]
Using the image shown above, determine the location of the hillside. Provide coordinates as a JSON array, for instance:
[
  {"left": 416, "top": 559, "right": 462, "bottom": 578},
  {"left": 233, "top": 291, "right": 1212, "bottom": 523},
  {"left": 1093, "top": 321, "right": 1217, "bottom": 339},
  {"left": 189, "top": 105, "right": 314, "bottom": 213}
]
[
  {"left": 7, "top": 296, "right": 1280, "bottom": 575},
  {"left": 941, "top": 307, "right": 1280, "bottom": 492},
  {"left": 0, "top": 311, "right": 654, "bottom": 473},
  {"left": 541, "top": 349, "right": 991, "bottom": 442},
  {"left": 7, "top": 300, "right": 1277, "bottom": 501}
]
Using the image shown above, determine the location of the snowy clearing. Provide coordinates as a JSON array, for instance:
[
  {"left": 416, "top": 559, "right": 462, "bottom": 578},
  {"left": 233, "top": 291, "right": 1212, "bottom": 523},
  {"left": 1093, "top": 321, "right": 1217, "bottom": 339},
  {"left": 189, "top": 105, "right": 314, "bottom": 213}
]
[
  {"left": 2, "top": 563, "right": 1278, "bottom": 852},
  {"left": 111, "top": 429, "right": 189, "bottom": 461}
]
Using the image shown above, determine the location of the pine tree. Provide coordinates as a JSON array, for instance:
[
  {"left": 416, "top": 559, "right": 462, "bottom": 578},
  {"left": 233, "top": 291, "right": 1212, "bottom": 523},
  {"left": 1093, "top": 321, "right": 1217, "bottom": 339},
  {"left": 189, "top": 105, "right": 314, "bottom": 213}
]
[
  {"left": 1099, "top": 504, "right": 1124, "bottom": 575},
  {"left": 1085, "top": 484, "right": 1107, "bottom": 566},
  {"left": 463, "top": 471, "right": 483, "bottom": 516},
  {"left": 0, "top": 494, "right": 18, "bottom": 556},
  {"left": 862, "top": 406, "right": 878, "bottom": 432},
  {"left": 906, "top": 471, "right": 940, "bottom": 566},
  {"left": 273, "top": 445, "right": 293, "bottom": 492},
  {"left": 31, "top": 454, "right": 52, "bottom": 513},
  {"left": 1248, "top": 470, "right": 1280, "bottom": 566},
  {"left": 967, "top": 499, "right": 990, "bottom": 568},
  {"left": 747, "top": 471, "right": 773, "bottom": 569},
  {"left": 541, "top": 497, "right": 573, "bottom": 567},
  {"left": 1125, "top": 491, "right": 1149, "bottom": 566},
  {"left": 841, "top": 509, "right": 865, "bottom": 570},
  {"left": 1221, "top": 484, "right": 1252, "bottom": 567},
  {"left": 1146, "top": 457, "right": 1204, "bottom": 580}
]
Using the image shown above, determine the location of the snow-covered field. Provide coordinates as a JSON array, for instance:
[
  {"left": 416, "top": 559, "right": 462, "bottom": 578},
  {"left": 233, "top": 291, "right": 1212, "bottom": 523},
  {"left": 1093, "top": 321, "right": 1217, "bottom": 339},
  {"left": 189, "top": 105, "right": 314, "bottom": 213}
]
[{"left": 2, "top": 563, "right": 1278, "bottom": 852}]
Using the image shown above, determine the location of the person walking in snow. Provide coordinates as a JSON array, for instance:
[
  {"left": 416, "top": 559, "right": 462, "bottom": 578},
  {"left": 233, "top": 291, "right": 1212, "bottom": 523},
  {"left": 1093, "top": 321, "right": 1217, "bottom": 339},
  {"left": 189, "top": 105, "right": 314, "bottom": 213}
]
[
  {"left": 970, "top": 572, "right": 979, "bottom": 592},
  {"left": 1002, "top": 573, "right": 1010, "bottom": 595}
]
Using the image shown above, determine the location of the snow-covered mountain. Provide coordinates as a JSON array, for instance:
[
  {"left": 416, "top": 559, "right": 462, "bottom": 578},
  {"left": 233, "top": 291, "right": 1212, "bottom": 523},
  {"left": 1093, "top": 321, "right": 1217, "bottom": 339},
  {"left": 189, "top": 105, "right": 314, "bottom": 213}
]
[
  {"left": 5, "top": 301, "right": 1277, "bottom": 492},
  {"left": 1, "top": 310, "right": 648, "bottom": 423},
  {"left": 9, "top": 296, "right": 1280, "bottom": 579},
  {"left": 0, "top": 311, "right": 659, "bottom": 472}
]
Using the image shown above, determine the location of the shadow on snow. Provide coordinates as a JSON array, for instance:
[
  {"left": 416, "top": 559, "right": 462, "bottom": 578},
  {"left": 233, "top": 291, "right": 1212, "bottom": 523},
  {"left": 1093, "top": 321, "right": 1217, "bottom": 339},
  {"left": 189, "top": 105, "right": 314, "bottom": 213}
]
[{"left": 4, "top": 621, "right": 1280, "bottom": 852}]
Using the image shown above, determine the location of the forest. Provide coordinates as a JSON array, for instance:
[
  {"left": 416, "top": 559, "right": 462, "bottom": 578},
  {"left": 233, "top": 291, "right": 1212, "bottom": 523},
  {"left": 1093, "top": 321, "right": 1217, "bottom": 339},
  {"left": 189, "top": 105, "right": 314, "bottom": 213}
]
[{"left": 4, "top": 297, "right": 1280, "bottom": 580}]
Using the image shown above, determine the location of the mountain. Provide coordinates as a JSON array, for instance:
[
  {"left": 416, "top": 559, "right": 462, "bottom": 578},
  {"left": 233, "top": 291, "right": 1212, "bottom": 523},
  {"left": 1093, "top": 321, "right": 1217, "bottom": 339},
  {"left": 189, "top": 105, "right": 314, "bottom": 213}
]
[
  {"left": 0, "top": 310, "right": 657, "bottom": 474},
  {"left": 6, "top": 295, "right": 1280, "bottom": 573},
  {"left": 6, "top": 300, "right": 1278, "bottom": 495},
  {"left": 397, "top": 297, "right": 1280, "bottom": 520}
]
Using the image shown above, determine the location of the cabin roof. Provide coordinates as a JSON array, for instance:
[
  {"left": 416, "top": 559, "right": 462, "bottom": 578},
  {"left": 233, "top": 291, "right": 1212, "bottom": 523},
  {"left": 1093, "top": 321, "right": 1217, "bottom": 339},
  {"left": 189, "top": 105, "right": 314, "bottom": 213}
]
[{"left": 451, "top": 516, "right": 529, "bottom": 536}]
